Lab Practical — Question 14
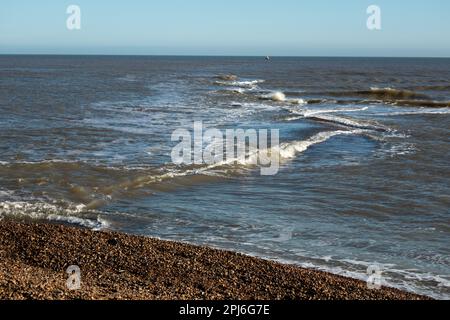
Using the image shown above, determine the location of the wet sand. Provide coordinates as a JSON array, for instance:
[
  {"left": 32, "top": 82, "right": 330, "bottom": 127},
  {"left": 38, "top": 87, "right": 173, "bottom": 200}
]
[{"left": 0, "top": 220, "right": 429, "bottom": 300}]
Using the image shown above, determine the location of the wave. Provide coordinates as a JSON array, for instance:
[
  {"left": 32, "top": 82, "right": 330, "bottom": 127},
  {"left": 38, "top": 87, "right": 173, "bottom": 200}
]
[
  {"left": 319, "top": 87, "right": 431, "bottom": 100},
  {"left": 260, "top": 91, "right": 286, "bottom": 102},
  {"left": 0, "top": 114, "right": 371, "bottom": 212},
  {"left": 201, "top": 240, "right": 448, "bottom": 299},
  {"left": 213, "top": 77, "right": 265, "bottom": 96},
  {"left": 283, "top": 107, "right": 369, "bottom": 121},
  {"left": 216, "top": 74, "right": 238, "bottom": 81},
  {"left": 367, "top": 87, "right": 431, "bottom": 100},
  {"left": 288, "top": 98, "right": 307, "bottom": 105},
  {"left": 306, "top": 98, "right": 337, "bottom": 105},
  {"left": 300, "top": 87, "right": 450, "bottom": 109},
  {"left": 303, "top": 97, "right": 450, "bottom": 109},
  {"left": 198, "top": 130, "right": 365, "bottom": 167},
  {"left": 389, "top": 100, "right": 450, "bottom": 108},
  {"left": 259, "top": 91, "right": 307, "bottom": 105},
  {"left": 230, "top": 102, "right": 279, "bottom": 111},
  {"left": 0, "top": 199, "right": 108, "bottom": 230},
  {"left": 0, "top": 190, "right": 13, "bottom": 198},
  {"left": 308, "top": 114, "right": 388, "bottom": 132},
  {"left": 117, "top": 74, "right": 138, "bottom": 82},
  {"left": 282, "top": 106, "right": 369, "bottom": 122},
  {"left": 0, "top": 159, "right": 80, "bottom": 166},
  {"left": 218, "top": 87, "right": 251, "bottom": 94},
  {"left": 327, "top": 259, "right": 449, "bottom": 300},
  {"left": 276, "top": 130, "right": 365, "bottom": 159},
  {"left": 0, "top": 127, "right": 365, "bottom": 211},
  {"left": 375, "top": 142, "right": 418, "bottom": 157},
  {"left": 274, "top": 253, "right": 449, "bottom": 299},
  {"left": 409, "top": 85, "right": 450, "bottom": 92},
  {"left": 301, "top": 107, "right": 369, "bottom": 117},
  {"left": 284, "top": 106, "right": 387, "bottom": 132},
  {"left": 215, "top": 79, "right": 265, "bottom": 88},
  {"left": 376, "top": 108, "right": 450, "bottom": 116}
]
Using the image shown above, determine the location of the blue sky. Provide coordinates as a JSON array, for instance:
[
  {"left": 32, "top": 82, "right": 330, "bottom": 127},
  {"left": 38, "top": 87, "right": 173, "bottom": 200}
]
[{"left": 0, "top": 0, "right": 449, "bottom": 56}]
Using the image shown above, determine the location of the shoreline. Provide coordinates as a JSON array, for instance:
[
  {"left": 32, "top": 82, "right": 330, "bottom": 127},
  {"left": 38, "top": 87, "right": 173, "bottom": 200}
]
[{"left": 0, "top": 219, "right": 430, "bottom": 300}]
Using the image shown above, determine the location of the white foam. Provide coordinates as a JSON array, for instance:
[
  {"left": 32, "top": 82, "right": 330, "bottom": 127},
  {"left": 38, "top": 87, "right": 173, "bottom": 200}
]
[
  {"left": 302, "top": 106, "right": 369, "bottom": 117},
  {"left": 284, "top": 106, "right": 370, "bottom": 122},
  {"left": 284, "top": 115, "right": 303, "bottom": 121},
  {"left": 217, "top": 86, "right": 260, "bottom": 95},
  {"left": 117, "top": 74, "right": 137, "bottom": 82},
  {"left": 238, "top": 102, "right": 278, "bottom": 111},
  {"left": 0, "top": 190, "right": 13, "bottom": 198},
  {"left": 2, "top": 159, "right": 79, "bottom": 165},
  {"left": 261, "top": 91, "right": 286, "bottom": 102},
  {"left": 276, "top": 130, "right": 364, "bottom": 159},
  {"left": 231, "top": 88, "right": 248, "bottom": 94},
  {"left": 287, "top": 98, "right": 307, "bottom": 105},
  {"left": 370, "top": 86, "right": 395, "bottom": 92},
  {"left": 256, "top": 90, "right": 308, "bottom": 104},
  {"left": 377, "top": 108, "right": 450, "bottom": 116},
  {"left": 89, "top": 128, "right": 369, "bottom": 192},
  {"left": 308, "top": 114, "right": 388, "bottom": 131},
  {"left": 216, "top": 79, "right": 264, "bottom": 87},
  {"left": 203, "top": 129, "right": 365, "bottom": 168},
  {"left": 272, "top": 253, "right": 448, "bottom": 299},
  {"left": 0, "top": 200, "right": 108, "bottom": 230},
  {"left": 377, "top": 142, "right": 418, "bottom": 157},
  {"left": 47, "top": 214, "right": 109, "bottom": 231},
  {"left": 127, "top": 130, "right": 354, "bottom": 183}
]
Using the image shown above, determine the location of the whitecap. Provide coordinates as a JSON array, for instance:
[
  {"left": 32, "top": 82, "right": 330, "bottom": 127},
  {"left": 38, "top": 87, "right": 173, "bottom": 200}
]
[
  {"left": 376, "top": 108, "right": 450, "bottom": 116},
  {"left": 215, "top": 79, "right": 265, "bottom": 88},
  {"left": 0, "top": 200, "right": 108, "bottom": 230},
  {"left": 276, "top": 130, "right": 365, "bottom": 159},
  {"left": 260, "top": 91, "right": 286, "bottom": 102}
]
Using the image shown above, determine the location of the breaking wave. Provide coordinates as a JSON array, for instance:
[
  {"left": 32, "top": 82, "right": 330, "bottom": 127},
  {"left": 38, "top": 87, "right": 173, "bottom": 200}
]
[
  {"left": 260, "top": 91, "right": 307, "bottom": 105},
  {"left": 299, "top": 87, "right": 450, "bottom": 108},
  {"left": 0, "top": 199, "right": 108, "bottom": 230},
  {"left": 409, "top": 85, "right": 450, "bottom": 92},
  {"left": 213, "top": 76, "right": 265, "bottom": 95},
  {"left": 283, "top": 106, "right": 387, "bottom": 132},
  {"left": 276, "top": 130, "right": 365, "bottom": 159},
  {"left": 376, "top": 108, "right": 450, "bottom": 116},
  {"left": 307, "top": 114, "right": 388, "bottom": 132},
  {"left": 261, "top": 91, "right": 286, "bottom": 102},
  {"left": 216, "top": 74, "right": 238, "bottom": 81},
  {"left": 301, "top": 107, "right": 369, "bottom": 117},
  {"left": 318, "top": 87, "right": 431, "bottom": 100},
  {"left": 389, "top": 100, "right": 450, "bottom": 108},
  {"left": 214, "top": 79, "right": 265, "bottom": 88}
]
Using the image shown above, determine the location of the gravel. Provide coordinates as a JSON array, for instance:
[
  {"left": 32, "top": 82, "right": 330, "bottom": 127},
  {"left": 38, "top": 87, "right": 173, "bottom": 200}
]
[{"left": 0, "top": 220, "right": 429, "bottom": 300}]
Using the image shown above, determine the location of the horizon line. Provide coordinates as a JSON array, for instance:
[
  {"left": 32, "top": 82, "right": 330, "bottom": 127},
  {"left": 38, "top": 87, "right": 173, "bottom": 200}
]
[{"left": 1, "top": 53, "right": 449, "bottom": 59}]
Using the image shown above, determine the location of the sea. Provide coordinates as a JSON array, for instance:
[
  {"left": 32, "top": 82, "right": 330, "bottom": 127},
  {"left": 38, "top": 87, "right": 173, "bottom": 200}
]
[{"left": 0, "top": 55, "right": 449, "bottom": 299}]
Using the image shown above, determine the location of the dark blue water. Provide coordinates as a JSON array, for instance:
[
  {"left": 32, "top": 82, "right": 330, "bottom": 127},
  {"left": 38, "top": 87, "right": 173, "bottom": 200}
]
[{"left": 0, "top": 56, "right": 449, "bottom": 298}]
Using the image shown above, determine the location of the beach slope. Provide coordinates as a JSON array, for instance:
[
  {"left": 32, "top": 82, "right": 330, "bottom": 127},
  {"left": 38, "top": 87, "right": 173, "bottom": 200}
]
[{"left": 0, "top": 220, "right": 428, "bottom": 300}]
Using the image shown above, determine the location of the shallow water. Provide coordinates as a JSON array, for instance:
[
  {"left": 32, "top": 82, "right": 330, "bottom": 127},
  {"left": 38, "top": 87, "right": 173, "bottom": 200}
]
[{"left": 0, "top": 56, "right": 449, "bottom": 298}]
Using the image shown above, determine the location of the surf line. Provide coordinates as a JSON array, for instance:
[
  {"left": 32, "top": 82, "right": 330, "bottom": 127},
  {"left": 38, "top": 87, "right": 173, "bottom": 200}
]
[{"left": 171, "top": 121, "right": 280, "bottom": 176}]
